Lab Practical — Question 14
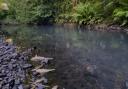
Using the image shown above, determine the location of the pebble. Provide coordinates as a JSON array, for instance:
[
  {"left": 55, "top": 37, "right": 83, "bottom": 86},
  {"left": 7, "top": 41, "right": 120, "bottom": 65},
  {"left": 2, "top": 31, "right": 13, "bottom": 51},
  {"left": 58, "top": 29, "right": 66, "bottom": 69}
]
[
  {"left": 36, "top": 83, "right": 45, "bottom": 89},
  {"left": 18, "top": 85, "right": 23, "bottom": 89},
  {"left": 23, "top": 64, "right": 32, "bottom": 69}
]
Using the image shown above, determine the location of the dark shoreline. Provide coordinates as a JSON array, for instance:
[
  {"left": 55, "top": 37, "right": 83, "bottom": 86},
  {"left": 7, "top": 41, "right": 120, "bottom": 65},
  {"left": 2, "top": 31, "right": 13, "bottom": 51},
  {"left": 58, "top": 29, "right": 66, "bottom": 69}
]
[
  {"left": 1, "top": 22, "right": 128, "bottom": 33},
  {"left": 56, "top": 23, "right": 128, "bottom": 33}
]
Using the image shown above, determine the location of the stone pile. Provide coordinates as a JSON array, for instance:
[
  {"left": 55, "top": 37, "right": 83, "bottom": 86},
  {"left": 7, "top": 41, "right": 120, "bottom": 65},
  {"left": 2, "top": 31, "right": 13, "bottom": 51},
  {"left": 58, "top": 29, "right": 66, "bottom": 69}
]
[
  {"left": 0, "top": 38, "right": 58, "bottom": 89},
  {"left": 0, "top": 38, "right": 33, "bottom": 89}
]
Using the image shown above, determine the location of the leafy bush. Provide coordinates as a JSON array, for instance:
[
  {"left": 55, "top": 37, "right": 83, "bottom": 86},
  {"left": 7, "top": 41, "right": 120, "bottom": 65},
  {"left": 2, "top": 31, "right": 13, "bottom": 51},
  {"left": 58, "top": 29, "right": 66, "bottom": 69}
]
[
  {"left": 7, "top": 0, "right": 53, "bottom": 24},
  {"left": 0, "top": 0, "right": 128, "bottom": 25},
  {"left": 113, "top": 8, "right": 128, "bottom": 25},
  {"left": 72, "top": 2, "right": 103, "bottom": 24}
]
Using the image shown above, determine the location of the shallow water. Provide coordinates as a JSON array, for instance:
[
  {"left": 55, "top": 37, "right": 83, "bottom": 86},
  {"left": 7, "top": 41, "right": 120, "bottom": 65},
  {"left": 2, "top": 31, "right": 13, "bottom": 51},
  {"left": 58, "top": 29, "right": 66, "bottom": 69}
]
[{"left": 1, "top": 25, "right": 128, "bottom": 89}]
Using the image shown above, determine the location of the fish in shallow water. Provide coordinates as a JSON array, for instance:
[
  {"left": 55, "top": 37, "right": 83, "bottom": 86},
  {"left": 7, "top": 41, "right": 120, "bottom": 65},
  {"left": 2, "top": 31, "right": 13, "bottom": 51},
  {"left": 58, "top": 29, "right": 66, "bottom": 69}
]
[
  {"left": 33, "top": 69, "right": 55, "bottom": 75},
  {"left": 34, "top": 77, "right": 48, "bottom": 84},
  {"left": 52, "top": 85, "right": 58, "bottom": 89},
  {"left": 31, "top": 55, "right": 53, "bottom": 63}
]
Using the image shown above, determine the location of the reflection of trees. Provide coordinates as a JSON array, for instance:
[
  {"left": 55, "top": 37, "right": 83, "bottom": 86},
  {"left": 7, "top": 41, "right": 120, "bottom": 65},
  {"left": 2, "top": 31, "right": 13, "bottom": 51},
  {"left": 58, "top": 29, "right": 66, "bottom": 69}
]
[
  {"left": 1, "top": 26, "right": 54, "bottom": 49},
  {"left": 1, "top": 25, "right": 128, "bottom": 56},
  {"left": 54, "top": 28, "right": 127, "bottom": 52}
]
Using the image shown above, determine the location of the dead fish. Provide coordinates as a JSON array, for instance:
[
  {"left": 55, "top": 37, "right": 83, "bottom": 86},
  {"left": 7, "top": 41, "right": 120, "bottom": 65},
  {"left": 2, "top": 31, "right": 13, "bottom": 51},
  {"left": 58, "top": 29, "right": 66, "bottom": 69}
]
[
  {"left": 31, "top": 55, "right": 53, "bottom": 62},
  {"left": 32, "top": 65, "right": 44, "bottom": 71},
  {"left": 34, "top": 77, "right": 48, "bottom": 84},
  {"left": 52, "top": 85, "right": 58, "bottom": 89},
  {"left": 34, "top": 69, "right": 55, "bottom": 75}
]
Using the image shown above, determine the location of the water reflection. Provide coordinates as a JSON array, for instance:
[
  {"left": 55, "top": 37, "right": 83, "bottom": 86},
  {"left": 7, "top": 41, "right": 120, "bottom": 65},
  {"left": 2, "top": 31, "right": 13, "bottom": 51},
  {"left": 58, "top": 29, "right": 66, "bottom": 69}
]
[{"left": 1, "top": 25, "right": 128, "bottom": 89}]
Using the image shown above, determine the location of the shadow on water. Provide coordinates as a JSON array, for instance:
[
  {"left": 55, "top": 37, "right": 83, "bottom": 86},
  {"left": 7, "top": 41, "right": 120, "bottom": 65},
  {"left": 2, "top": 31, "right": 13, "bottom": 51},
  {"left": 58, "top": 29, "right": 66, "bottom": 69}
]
[{"left": 1, "top": 25, "right": 128, "bottom": 89}]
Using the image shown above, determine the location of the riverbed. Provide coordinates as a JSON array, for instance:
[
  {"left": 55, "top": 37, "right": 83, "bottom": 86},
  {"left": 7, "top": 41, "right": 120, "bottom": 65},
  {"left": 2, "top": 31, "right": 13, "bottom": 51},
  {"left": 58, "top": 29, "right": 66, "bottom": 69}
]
[{"left": 1, "top": 25, "right": 128, "bottom": 89}]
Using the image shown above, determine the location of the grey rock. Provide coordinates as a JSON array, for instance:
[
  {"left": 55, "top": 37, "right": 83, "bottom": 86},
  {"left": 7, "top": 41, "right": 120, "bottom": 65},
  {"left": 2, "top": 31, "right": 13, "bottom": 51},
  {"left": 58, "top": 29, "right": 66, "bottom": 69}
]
[
  {"left": 36, "top": 83, "right": 45, "bottom": 89},
  {"left": 23, "top": 64, "right": 32, "bottom": 69},
  {"left": 18, "top": 84, "right": 23, "bottom": 89},
  {"left": 15, "top": 79, "right": 21, "bottom": 85},
  {"left": 0, "top": 74, "right": 6, "bottom": 78}
]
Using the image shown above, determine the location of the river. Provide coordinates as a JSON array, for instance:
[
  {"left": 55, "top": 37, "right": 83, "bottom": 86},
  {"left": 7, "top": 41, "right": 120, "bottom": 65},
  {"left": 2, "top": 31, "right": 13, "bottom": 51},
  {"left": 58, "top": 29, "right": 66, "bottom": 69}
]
[{"left": 1, "top": 25, "right": 128, "bottom": 89}]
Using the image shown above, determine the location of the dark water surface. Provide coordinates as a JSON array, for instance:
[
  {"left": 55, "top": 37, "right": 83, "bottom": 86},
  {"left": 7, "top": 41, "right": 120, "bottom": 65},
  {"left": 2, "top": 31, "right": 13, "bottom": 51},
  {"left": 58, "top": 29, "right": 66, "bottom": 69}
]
[{"left": 1, "top": 25, "right": 128, "bottom": 89}]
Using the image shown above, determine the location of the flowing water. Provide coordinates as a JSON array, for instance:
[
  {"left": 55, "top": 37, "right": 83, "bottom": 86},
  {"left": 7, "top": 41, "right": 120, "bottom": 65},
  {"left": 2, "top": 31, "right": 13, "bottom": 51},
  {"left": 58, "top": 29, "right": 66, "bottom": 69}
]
[{"left": 1, "top": 25, "right": 128, "bottom": 89}]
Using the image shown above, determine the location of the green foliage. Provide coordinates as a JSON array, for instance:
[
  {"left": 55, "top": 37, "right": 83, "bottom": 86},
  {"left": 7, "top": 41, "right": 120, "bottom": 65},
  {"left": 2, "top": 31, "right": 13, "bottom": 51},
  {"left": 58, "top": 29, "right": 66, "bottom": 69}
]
[
  {"left": 0, "top": 10, "right": 7, "bottom": 20},
  {"left": 0, "top": 0, "right": 127, "bottom": 25},
  {"left": 72, "top": 2, "right": 103, "bottom": 24},
  {"left": 113, "top": 8, "right": 128, "bottom": 25},
  {"left": 103, "top": 1, "right": 117, "bottom": 17},
  {"left": 7, "top": 0, "right": 53, "bottom": 24}
]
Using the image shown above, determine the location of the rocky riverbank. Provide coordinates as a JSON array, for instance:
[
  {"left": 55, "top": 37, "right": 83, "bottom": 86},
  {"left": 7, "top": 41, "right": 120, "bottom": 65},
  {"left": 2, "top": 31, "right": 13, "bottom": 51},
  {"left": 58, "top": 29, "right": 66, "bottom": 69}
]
[
  {"left": 0, "top": 38, "right": 33, "bottom": 89},
  {"left": 0, "top": 37, "right": 58, "bottom": 89},
  {"left": 56, "top": 23, "right": 128, "bottom": 33}
]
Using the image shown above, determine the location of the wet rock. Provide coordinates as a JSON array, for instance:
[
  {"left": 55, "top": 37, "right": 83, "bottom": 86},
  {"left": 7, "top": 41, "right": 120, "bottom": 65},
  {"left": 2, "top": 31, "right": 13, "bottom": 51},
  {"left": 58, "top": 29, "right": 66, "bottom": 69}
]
[
  {"left": 36, "top": 83, "right": 49, "bottom": 89},
  {"left": 0, "top": 78, "right": 2, "bottom": 81},
  {"left": 0, "top": 40, "right": 33, "bottom": 89},
  {"left": 23, "top": 64, "right": 32, "bottom": 69},
  {"left": 18, "top": 84, "right": 23, "bottom": 89},
  {"left": 36, "top": 83, "right": 44, "bottom": 89},
  {"left": 8, "top": 79, "right": 15, "bottom": 89},
  {"left": 0, "top": 74, "right": 6, "bottom": 78},
  {"left": 8, "top": 63, "right": 13, "bottom": 70},
  {"left": 0, "top": 39, "right": 57, "bottom": 89},
  {"left": 15, "top": 79, "right": 21, "bottom": 85},
  {"left": 3, "top": 84, "right": 9, "bottom": 89},
  {"left": 0, "top": 83, "right": 2, "bottom": 89}
]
